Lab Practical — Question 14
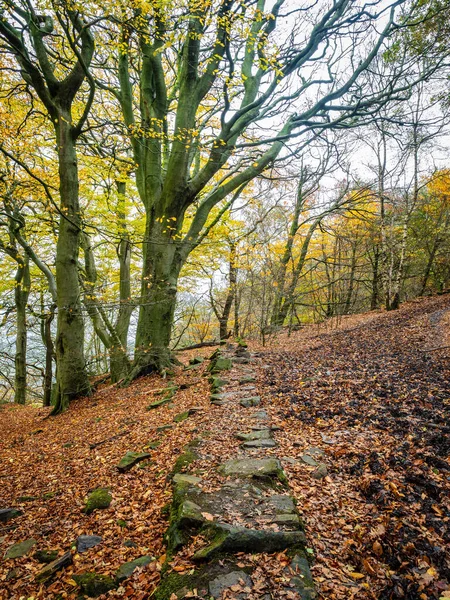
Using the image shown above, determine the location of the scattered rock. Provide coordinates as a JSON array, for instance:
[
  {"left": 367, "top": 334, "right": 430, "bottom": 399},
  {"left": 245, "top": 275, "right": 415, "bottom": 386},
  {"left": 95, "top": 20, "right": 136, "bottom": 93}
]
[
  {"left": 240, "top": 396, "right": 261, "bottom": 407},
  {"left": 123, "top": 540, "right": 137, "bottom": 548},
  {"left": 115, "top": 555, "right": 153, "bottom": 583},
  {"left": 250, "top": 410, "right": 268, "bottom": 420},
  {"left": 117, "top": 451, "right": 151, "bottom": 472},
  {"left": 76, "top": 535, "right": 102, "bottom": 553},
  {"left": 300, "top": 454, "right": 318, "bottom": 466},
  {"left": 73, "top": 572, "right": 117, "bottom": 597},
  {"left": 33, "top": 549, "right": 58, "bottom": 563},
  {"left": 232, "top": 357, "right": 250, "bottom": 364},
  {"left": 157, "top": 424, "right": 173, "bottom": 432},
  {"left": 311, "top": 463, "right": 328, "bottom": 479},
  {"left": 4, "top": 538, "right": 36, "bottom": 559},
  {"left": 305, "top": 447, "right": 325, "bottom": 459},
  {"left": 35, "top": 551, "right": 72, "bottom": 582},
  {"left": 0, "top": 508, "right": 21, "bottom": 523},
  {"left": 17, "top": 495, "right": 38, "bottom": 502},
  {"left": 209, "top": 570, "right": 252, "bottom": 599},
  {"left": 173, "top": 410, "right": 189, "bottom": 423},
  {"left": 282, "top": 456, "right": 299, "bottom": 466},
  {"left": 145, "top": 440, "right": 161, "bottom": 450},
  {"left": 147, "top": 397, "right": 172, "bottom": 410},
  {"left": 189, "top": 356, "right": 204, "bottom": 365},
  {"left": 83, "top": 488, "right": 112, "bottom": 514}
]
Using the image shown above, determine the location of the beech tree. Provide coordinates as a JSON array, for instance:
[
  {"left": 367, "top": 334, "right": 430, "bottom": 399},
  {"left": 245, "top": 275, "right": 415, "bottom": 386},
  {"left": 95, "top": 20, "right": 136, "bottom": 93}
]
[
  {"left": 0, "top": 1, "right": 95, "bottom": 412},
  {"left": 93, "top": 0, "right": 439, "bottom": 378}
]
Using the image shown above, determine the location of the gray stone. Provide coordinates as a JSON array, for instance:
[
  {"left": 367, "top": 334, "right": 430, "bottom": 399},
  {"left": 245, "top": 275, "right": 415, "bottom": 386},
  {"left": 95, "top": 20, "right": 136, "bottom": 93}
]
[
  {"left": 115, "top": 555, "right": 153, "bottom": 583},
  {"left": 189, "top": 356, "right": 204, "bottom": 365},
  {"left": 268, "top": 495, "right": 296, "bottom": 514},
  {"left": 4, "top": 538, "right": 36, "bottom": 559},
  {"left": 311, "top": 463, "right": 328, "bottom": 479},
  {"left": 235, "top": 429, "right": 271, "bottom": 441},
  {"left": 250, "top": 410, "right": 268, "bottom": 419},
  {"left": 35, "top": 551, "right": 72, "bottom": 582},
  {"left": 239, "top": 376, "right": 256, "bottom": 384},
  {"left": 274, "top": 513, "right": 300, "bottom": 526},
  {"left": 211, "top": 357, "right": 232, "bottom": 372},
  {"left": 34, "top": 549, "right": 59, "bottom": 563},
  {"left": 76, "top": 535, "right": 102, "bottom": 553},
  {"left": 156, "top": 424, "right": 173, "bottom": 432},
  {"left": 232, "top": 357, "right": 250, "bottom": 364},
  {"left": 220, "top": 457, "right": 282, "bottom": 478},
  {"left": 173, "top": 473, "right": 202, "bottom": 486},
  {"left": 209, "top": 570, "right": 252, "bottom": 598},
  {"left": 282, "top": 456, "right": 299, "bottom": 465},
  {"left": 193, "top": 523, "right": 306, "bottom": 560},
  {"left": 305, "top": 447, "right": 325, "bottom": 459},
  {"left": 300, "top": 454, "right": 318, "bottom": 466},
  {"left": 240, "top": 396, "right": 261, "bottom": 407},
  {"left": 0, "top": 508, "right": 21, "bottom": 523},
  {"left": 242, "top": 439, "right": 277, "bottom": 449},
  {"left": 117, "top": 451, "right": 151, "bottom": 472}
]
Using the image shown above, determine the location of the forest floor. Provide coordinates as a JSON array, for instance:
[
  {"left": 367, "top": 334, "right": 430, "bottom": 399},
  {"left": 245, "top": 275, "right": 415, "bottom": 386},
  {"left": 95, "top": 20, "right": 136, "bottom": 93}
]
[{"left": 0, "top": 294, "right": 449, "bottom": 600}]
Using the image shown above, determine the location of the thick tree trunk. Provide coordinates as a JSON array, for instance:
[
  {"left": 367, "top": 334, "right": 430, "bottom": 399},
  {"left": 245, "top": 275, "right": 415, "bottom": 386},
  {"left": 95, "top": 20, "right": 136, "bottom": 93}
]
[
  {"left": 42, "top": 306, "right": 55, "bottom": 407},
  {"left": 52, "top": 118, "right": 90, "bottom": 414},
  {"left": 131, "top": 220, "right": 182, "bottom": 378},
  {"left": 14, "top": 257, "right": 30, "bottom": 405},
  {"left": 370, "top": 246, "right": 380, "bottom": 310}
]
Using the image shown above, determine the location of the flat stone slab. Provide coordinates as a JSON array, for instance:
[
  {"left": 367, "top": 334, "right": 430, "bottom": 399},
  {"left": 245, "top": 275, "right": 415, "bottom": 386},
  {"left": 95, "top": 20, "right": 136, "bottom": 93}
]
[
  {"left": 209, "top": 570, "right": 252, "bottom": 599},
  {"left": 4, "top": 538, "right": 36, "bottom": 559},
  {"left": 76, "top": 535, "right": 102, "bottom": 553},
  {"left": 235, "top": 429, "right": 271, "bottom": 441},
  {"left": 36, "top": 551, "right": 72, "bottom": 582},
  {"left": 241, "top": 439, "right": 277, "bottom": 449},
  {"left": 220, "top": 457, "right": 282, "bottom": 478},
  {"left": 117, "top": 451, "right": 151, "bottom": 473},
  {"left": 173, "top": 473, "right": 202, "bottom": 486},
  {"left": 239, "top": 376, "right": 256, "bottom": 384},
  {"left": 240, "top": 396, "right": 261, "bottom": 407}
]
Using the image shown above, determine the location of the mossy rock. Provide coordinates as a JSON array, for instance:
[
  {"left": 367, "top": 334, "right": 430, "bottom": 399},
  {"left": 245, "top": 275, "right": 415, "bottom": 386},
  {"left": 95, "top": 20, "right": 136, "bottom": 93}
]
[
  {"left": 73, "top": 572, "right": 117, "bottom": 597},
  {"left": 239, "top": 396, "right": 261, "bottom": 408},
  {"left": 0, "top": 508, "right": 21, "bottom": 523},
  {"left": 189, "top": 356, "right": 204, "bottom": 365},
  {"left": 115, "top": 555, "right": 153, "bottom": 583},
  {"left": 173, "top": 410, "right": 189, "bottom": 423},
  {"left": 219, "top": 457, "right": 287, "bottom": 486},
  {"left": 117, "top": 451, "right": 151, "bottom": 473},
  {"left": 83, "top": 488, "right": 112, "bottom": 515},
  {"left": 34, "top": 549, "right": 59, "bottom": 563},
  {"left": 172, "top": 441, "right": 200, "bottom": 475},
  {"left": 193, "top": 523, "right": 307, "bottom": 561},
  {"left": 146, "top": 397, "right": 172, "bottom": 410},
  {"left": 209, "top": 357, "right": 232, "bottom": 373},
  {"left": 4, "top": 538, "right": 36, "bottom": 559},
  {"left": 235, "top": 429, "right": 271, "bottom": 441},
  {"left": 145, "top": 440, "right": 161, "bottom": 450},
  {"left": 157, "top": 424, "right": 173, "bottom": 432}
]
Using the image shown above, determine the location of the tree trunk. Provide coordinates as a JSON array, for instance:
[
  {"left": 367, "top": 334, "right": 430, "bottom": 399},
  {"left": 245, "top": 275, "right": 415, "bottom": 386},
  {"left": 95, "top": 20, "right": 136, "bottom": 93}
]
[
  {"left": 52, "top": 118, "right": 91, "bottom": 414},
  {"left": 110, "top": 181, "right": 133, "bottom": 382},
  {"left": 130, "top": 220, "right": 182, "bottom": 378},
  {"left": 14, "top": 256, "right": 30, "bottom": 404},
  {"left": 370, "top": 246, "right": 380, "bottom": 310},
  {"left": 218, "top": 243, "right": 237, "bottom": 340}
]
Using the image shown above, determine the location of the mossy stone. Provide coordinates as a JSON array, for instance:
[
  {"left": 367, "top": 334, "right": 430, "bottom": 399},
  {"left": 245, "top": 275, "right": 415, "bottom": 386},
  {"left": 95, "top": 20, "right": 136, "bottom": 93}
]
[
  {"left": 117, "top": 451, "right": 151, "bottom": 472},
  {"left": 34, "top": 549, "right": 58, "bottom": 563},
  {"left": 4, "top": 538, "right": 36, "bottom": 559},
  {"left": 189, "top": 357, "right": 204, "bottom": 365},
  {"left": 83, "top": 488, "right": 112, "bottom": 514},
  {"left": 115, "top": 555, "right": 153, "bottom": 583},
  {"left": 73, "top": 572, "right": 117, "bottom": 597},
  {"left": 173, "top": 411, "right": 189, "bottom": 423}
]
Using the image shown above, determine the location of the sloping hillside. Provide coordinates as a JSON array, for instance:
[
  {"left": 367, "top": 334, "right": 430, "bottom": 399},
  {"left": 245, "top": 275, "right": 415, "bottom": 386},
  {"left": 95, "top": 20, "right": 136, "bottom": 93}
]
[{"left": 0, "top": 295, "right": 449, "bottom": 600}]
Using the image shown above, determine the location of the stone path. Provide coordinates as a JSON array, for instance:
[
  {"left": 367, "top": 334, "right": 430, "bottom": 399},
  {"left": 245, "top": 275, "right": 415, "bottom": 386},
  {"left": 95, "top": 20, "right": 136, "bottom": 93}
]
[{"left": 154, "top": 345, "right": 316, "bottom": 599}]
